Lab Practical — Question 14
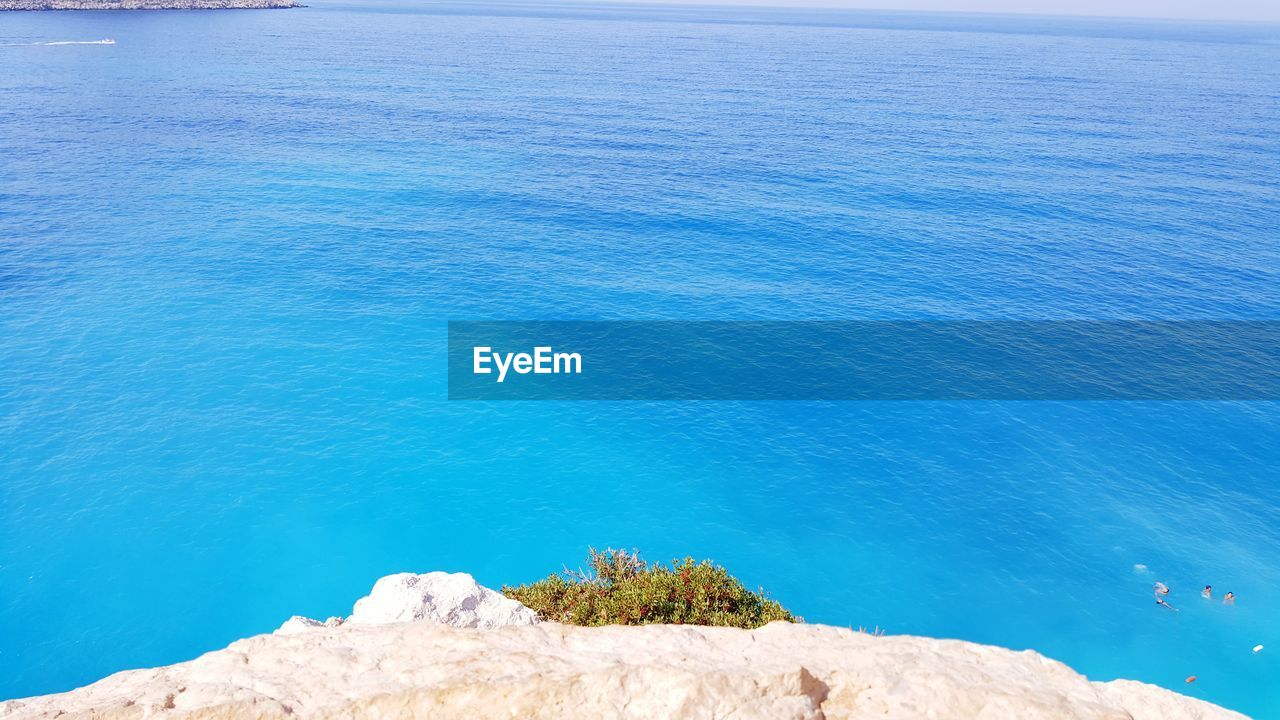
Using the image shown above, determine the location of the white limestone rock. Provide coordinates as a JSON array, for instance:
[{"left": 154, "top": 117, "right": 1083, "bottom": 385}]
[
  {"left": 0, "top": 620, "right": 1247, "bottom": 720},
  {"left": 346, "top": 571, "right": 539, "bottom": 628},
  {"left": 274, "top": 616, "right": 323, "bottom": 635},
  {"left": 0, "top": 574, "right": 1246, "bottom": 719}
]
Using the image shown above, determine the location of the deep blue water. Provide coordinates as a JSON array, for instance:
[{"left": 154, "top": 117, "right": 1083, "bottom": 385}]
[{"left": 2, "top": 2, "right": 1279, "bottom": 715}]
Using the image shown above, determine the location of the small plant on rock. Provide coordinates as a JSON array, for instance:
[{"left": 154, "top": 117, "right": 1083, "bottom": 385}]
[{"left": 502, "top": 548, "right": 799, "bottom": 628}]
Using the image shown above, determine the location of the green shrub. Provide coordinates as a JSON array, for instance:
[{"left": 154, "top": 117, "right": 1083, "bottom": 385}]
[{"left": 502, "top": 548, "right": 799, "bottom": 628}]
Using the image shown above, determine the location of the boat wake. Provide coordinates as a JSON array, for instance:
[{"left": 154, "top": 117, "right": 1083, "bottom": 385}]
[{"left": 0, "top": 38, "right": 115, "bottom": 47}]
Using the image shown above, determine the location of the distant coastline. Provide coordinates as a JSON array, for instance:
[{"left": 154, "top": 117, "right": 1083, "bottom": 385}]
[{"left": 1, "top": 0, "right": 297, "bottom": 9}]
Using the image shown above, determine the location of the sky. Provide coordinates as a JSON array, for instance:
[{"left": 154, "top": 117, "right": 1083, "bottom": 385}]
[{"left": 626, "top": 0, "right": 1280, "bottom": 23}]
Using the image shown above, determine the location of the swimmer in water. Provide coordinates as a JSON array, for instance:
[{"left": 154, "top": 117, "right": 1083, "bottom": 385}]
[
  {"left": 1224, "top": 592, "right": 1236, "bottom": 605},
  {"left": 1202, "top": 585, "right": 1213, "bottom": 599},
  {"left": 1154, "top": 582, "right": 1177, "bottom": 611}
]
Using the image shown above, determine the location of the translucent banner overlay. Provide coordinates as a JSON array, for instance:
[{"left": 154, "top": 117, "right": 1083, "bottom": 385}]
[{"left": 448, "top": 321, "right": 1280, "bottom": 400}]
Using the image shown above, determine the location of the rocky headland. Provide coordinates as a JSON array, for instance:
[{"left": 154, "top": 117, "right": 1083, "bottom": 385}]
[
  {"left": 0, "top": 572, "right": 1247, "bottom": 720},
  {"left": 0, "top": 0, "right": 296, "bottom": 10}
]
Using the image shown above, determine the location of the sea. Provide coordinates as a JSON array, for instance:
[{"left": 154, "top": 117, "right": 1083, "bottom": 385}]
[{"left": 1, "top": 1, "right": 1278, "bottom": 715}]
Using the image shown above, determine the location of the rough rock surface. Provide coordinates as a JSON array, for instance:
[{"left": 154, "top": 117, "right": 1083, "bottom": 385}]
[
  {"left": 0, "top": 0, "right": 296, "bottom": 10},
  {"left": 0, "top": 621, "right": 1246, "bottom": 720},
  {"left": 274, "top": 616, "right": 324, "bottom": 635},
  {"left": 345, "top": 571, "right": 540, "bottom": 628},
  {"left": 276, "top": 616, "right": 342, "bottom": 634}
]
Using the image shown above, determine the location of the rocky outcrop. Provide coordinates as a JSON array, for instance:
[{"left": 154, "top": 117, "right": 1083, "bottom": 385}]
[
  {"left": 0, "top": 0, "right": 296, "bottom": 10},
  {"left": 0, "top": 573, "right": 1245, "bottom": 719},
  {"left": 272, "top": 572, "right": 540, "bottom": 635},
  {"left": 346, "top": 571, "right": 540, "bottom": 628},
  {"left": 0, "top": 620, "right": 1245, "bottom": 720},
  {"left": 274, "top": 615, "right": 324, "bottom": 634},
  {"left": 274, "top": 616, "right": 342, "bottom": 635}
]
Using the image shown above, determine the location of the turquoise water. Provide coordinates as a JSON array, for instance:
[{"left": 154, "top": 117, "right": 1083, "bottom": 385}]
[{"left": 2, "top": 2, "right": 1279, "bottom": 715}]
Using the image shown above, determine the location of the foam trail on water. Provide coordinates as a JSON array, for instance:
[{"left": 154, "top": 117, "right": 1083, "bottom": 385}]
[{"left": 0, "top": 39, "right": 116, "bottom": 46}]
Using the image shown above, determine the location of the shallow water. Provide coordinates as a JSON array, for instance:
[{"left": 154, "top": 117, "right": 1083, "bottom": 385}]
[{"left": 1, "top": 2, "right": 1278, "bottom": 715}]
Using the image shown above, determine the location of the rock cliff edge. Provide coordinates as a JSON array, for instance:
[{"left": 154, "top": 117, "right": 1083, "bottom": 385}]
[{"left": 0, "top": 573, "right": 1246, "bottom": 720}]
